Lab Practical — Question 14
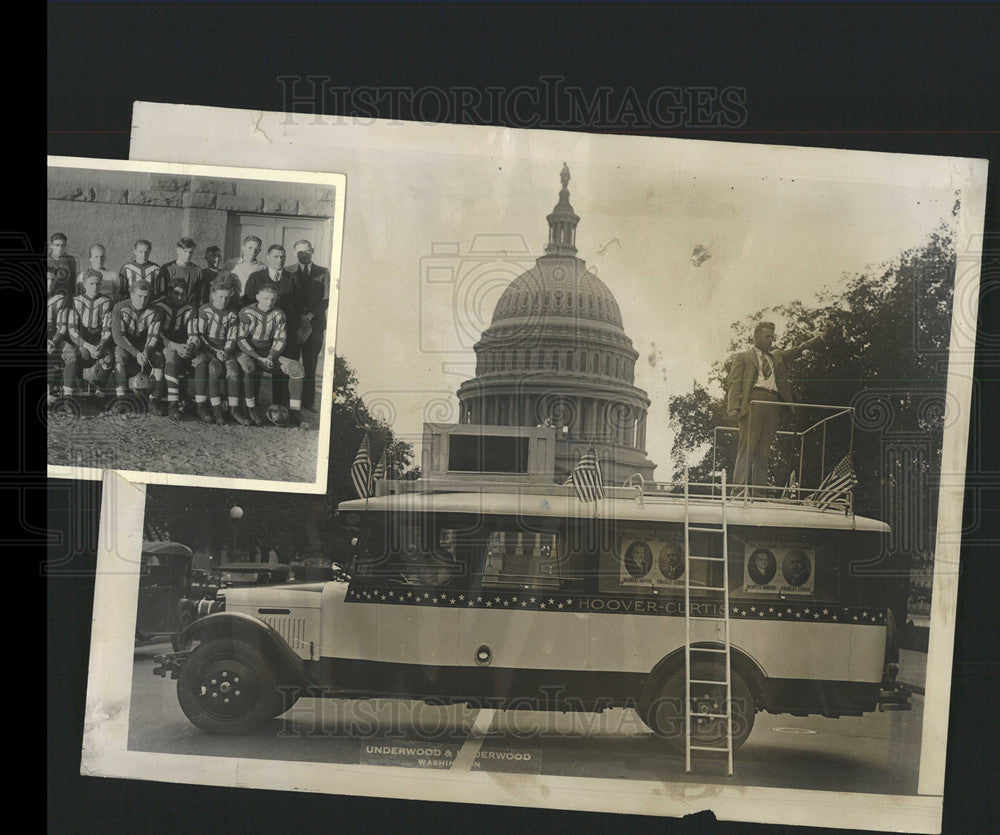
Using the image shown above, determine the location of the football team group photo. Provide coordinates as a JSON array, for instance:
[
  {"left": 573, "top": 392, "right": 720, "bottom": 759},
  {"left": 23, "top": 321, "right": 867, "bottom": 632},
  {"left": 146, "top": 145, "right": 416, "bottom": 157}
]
[
  {"left": 47, "top": 233, "right": 324, "bottom": 427},
  {"left": 46, "top": 160, "right": 344, "bottom": 485}
]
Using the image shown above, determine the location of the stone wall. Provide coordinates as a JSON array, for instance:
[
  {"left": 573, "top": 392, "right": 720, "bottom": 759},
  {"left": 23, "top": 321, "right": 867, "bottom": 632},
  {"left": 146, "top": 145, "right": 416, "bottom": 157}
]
[{"left": 47, "top": 169, "right": 337, "bottom": 270}]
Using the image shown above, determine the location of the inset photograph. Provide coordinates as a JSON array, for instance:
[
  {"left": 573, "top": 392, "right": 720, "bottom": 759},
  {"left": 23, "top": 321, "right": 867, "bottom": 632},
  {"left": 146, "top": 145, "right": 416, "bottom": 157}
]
[{"left": 46, "top": 157, "right": 345, "bottom": 491}]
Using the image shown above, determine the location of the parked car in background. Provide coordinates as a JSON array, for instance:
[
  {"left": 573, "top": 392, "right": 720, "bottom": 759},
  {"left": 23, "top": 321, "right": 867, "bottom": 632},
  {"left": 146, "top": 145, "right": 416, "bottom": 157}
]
[
  {"left": 136, "top": 541, "right": 198, "bottom": 650},
  {"left": 217, "top": 562, "right": 292, "bottom": 589}
]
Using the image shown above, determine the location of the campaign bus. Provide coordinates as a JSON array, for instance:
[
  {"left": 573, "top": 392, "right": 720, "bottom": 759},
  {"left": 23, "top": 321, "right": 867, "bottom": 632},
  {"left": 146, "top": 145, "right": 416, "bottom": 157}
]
[{"left": 154, "top": 418, "right": 910, "bottom": 768}]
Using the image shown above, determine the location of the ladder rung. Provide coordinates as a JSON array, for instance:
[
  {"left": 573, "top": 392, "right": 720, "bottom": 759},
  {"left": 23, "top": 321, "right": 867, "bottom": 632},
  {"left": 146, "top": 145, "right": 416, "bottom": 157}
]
[
  {"left": 689, "top": 647, "right": 728, "bottom": 654},
  {"left": 690, "top": 744, "right": 732, "bottom": 752},
  {"left": 689, "top": 679, "right": 728, "bottom": 685},
  {"left": 689, "top": 713, "right": 730, "bottom": 719},
  {"left": 691, "top": 585, "right": 727, "bottom": 592},
  {"left": 688, "top": 526, "right": 724, "bottom": 534},
  {"left": 688, "top": 555, "right": 725, "bottom": 563}
]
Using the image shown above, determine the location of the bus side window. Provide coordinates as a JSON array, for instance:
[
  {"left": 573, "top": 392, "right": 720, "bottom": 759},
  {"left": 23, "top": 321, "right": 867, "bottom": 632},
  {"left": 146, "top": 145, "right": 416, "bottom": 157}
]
[{"left": 480, "top": 527, "right": 563, "bottom": 591}]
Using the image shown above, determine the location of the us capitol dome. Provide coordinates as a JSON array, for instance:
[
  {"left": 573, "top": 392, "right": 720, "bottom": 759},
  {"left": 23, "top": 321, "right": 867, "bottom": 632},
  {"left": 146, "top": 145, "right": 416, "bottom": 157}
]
[{"left": 456, "top": 164, "right": 656, "bottom": 483}]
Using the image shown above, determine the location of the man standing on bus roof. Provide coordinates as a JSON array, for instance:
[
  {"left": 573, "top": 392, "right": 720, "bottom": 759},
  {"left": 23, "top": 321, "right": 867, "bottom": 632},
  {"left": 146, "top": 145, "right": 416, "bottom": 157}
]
[{"left": 725, "top": 320, "right": 828, "bottom": 492}]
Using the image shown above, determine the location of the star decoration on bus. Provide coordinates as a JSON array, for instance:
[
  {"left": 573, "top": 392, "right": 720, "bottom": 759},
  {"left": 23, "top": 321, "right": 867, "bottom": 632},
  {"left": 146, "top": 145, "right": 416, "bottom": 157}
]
[{"left": 344, "top": 586, "right": 886, "bottom": 626}]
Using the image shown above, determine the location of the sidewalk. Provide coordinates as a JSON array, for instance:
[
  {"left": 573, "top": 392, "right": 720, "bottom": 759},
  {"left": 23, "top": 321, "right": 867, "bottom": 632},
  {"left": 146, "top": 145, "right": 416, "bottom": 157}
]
[{"left": 898, "top": 648, "right": 927, "bottom": 695}]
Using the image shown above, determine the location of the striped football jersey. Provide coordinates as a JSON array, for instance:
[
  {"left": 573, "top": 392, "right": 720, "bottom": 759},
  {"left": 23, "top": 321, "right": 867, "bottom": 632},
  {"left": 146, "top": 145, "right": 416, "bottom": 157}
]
[
  {"left": 153, "top": 298, "right": 197, "bottom": 346},
  {"left": 68, "top": 294, "right": 113, "bottom": 343},
  {"left": 194, "top": 303, "right": 238, "bottom": 353},
  {"left": 47, "top": 292, "right": 70, "bottom": 341},
  {"left": 238, "top": 304, "right": 287, "bottom": 357},
  {"left": 112, "top": 300, "right": 161, "bottom": 350},
  {"left": 119, "top": 261, "right": 162, "bottom": 297}
]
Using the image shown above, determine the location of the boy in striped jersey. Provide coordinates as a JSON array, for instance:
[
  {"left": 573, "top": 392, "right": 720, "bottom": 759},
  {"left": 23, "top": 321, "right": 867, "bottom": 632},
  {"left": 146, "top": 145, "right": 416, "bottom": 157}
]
[
  {"left": 153, "top": 277, "right": 199, "bottom": 421},
  {"left": 64, "top": 269, "right": 114, "bottom": 397},
  {"left": 76, "top": 244, "right": 125, "bottom": 302},
  {"left": 111, "top": 280, "right": 166, "bottom": 413},
  {"left": 237, "top": 282, "right": 305, "bottom": 427},
  {"left": 192, "top": 277, "right": 245, "bottom": 425},
  {"left": 119, "top": 240, "right": 161, "bottom": 299},
  {"left": 46, "top": 269, "right": 72, "bottom": 404},
  {"left": 157, "top": 237, "right": 202, "bottom": 303}
]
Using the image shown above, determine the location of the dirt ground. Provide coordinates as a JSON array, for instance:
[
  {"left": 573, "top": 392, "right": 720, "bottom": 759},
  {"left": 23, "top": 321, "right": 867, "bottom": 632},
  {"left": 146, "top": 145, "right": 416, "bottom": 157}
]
[{"left": 48, "top": 396, "right": 323, "bottom": 483}]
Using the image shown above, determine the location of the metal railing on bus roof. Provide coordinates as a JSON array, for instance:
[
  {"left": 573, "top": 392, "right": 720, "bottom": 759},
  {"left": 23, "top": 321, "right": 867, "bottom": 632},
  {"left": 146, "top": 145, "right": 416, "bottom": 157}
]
[
  {"left": 371, "top": 401, "right": 856, "bottom": 515},
  {"left": 620, "top": 471, "right": 853, "bottom": 515},
  {"left": 375, "top": 473, "right": 854, "bottom": 515}
]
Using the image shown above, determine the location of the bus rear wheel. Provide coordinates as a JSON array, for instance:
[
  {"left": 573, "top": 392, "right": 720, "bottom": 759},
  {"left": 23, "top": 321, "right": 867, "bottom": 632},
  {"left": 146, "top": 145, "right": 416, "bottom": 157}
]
[
  {"left": 643, "top": 661, "right": 756, "bottom": 755},
  {"left": 177, "top": 639, "right": 277, "bottom": 734}
]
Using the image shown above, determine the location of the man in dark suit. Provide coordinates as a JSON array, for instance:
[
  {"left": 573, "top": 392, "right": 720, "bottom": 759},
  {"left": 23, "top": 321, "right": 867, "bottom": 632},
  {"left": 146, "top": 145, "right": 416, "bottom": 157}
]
[
  {"left": 726, "top": 321, "right": 827, "bottom": 493},
  {"left": 290, "top": 239, "right": 329, "bottom": 411},
  {"left": 244, "top": 244, "right": 307, "bottom": 410}
]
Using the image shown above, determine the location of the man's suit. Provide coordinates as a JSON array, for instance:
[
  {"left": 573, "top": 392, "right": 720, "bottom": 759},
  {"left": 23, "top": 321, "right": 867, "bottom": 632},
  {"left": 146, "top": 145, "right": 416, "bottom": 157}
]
[
  {"left": 726, "top": 347, "right": 795, "bottom": 489},
  {"left": 289, "top": 262, "right": 329, "bottom": 410}
]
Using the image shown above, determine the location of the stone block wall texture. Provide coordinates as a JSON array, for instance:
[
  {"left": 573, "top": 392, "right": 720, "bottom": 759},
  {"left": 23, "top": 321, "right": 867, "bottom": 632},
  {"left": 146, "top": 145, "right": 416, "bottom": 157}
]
[{"left": 47, "top": 168, "right": 337, "bottom": 268}]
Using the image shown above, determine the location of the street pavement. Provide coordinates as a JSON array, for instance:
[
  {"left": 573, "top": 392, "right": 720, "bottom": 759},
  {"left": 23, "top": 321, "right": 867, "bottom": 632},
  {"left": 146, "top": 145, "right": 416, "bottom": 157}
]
[{"left": 129, "top": 644, "right": 924, "bottom": 794}]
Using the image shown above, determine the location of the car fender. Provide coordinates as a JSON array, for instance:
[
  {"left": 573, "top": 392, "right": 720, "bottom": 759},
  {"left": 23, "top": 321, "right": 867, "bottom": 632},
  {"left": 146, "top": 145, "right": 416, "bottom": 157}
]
[{"left": 179, "top": 611, "right": 312, "bottom": 688}]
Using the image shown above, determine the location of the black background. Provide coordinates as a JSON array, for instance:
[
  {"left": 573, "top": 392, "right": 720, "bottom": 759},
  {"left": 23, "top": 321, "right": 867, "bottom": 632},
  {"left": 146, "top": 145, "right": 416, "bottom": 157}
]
[{"left": 45, "top": 3, "right": 999, "bottom": 833}]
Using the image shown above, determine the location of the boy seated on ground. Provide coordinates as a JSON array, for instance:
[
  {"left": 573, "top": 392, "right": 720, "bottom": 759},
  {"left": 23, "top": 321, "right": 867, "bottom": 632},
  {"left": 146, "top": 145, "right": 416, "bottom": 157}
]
[
  {"left": 153, "top": 277, "right": 199, "bottom": 420},
  {"left": 46, "top": 269, "right": 71, "bottom": 405},
  {"left": 191, "top": 277, "right": 246, "bottom": 425},
  {"left": 110, "top": 279, "right": 166, "bottom": 414},
  {"left": 64, "top": 269, "right": 114, "bottom": 400},
  {"left": 236, "top": 282, "right": 305, "bottom": 427}
]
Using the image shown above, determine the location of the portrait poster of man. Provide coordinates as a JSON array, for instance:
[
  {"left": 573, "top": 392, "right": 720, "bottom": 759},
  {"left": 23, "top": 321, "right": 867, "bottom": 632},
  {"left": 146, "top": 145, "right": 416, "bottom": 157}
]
[
  {"left": 617, "top": 531, "right": 685, "bottom": 587},
  {"left": 619, "top": 535, "right": 654, "bottom": 583},
  {"left": 744, "top": 541, "right": 815, "bottom": 596}
]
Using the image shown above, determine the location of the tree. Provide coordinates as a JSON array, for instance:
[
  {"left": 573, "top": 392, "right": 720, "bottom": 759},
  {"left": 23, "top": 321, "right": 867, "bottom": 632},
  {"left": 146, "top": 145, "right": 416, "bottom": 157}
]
[
  {"left": 144, "top": 355, "right": 418, "bottom": 569},
  {"left": 668, "top": 213, "right": 958, "bottom": 628}
]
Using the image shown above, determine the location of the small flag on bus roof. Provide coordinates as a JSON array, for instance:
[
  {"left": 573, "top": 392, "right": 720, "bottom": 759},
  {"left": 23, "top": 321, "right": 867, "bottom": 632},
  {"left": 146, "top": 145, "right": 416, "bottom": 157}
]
[
  {"left": 373, "top": 448, "right": 387, "bottom": 482},
  {"left": 813, "top": 453, "right": 857, "bottom": 510},
  {"left": 351, "top": 433, "right": 373, "bottom": 499},
  {"left": 571, "top": 444, "right": 605, "bottom": 503}
]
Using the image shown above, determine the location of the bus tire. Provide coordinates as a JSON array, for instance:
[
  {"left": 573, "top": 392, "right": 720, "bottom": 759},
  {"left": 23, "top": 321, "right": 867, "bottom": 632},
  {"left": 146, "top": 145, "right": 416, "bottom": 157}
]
[
  {"left": 177, "top": 638, "right": 277, "bottom": 735},
  {"left": 642, "top": 661, "right": 756, "bottom": 755}
]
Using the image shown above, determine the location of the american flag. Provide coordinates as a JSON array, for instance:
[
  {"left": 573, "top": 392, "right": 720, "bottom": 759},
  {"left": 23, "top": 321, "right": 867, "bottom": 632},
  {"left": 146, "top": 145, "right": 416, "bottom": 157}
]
[
  {"left": 372, "top": 448, "right": 387, "bottom": 482},
  {"left": 351, "top": 433, "right": 373, "bottom": 498},
  {"left": 813, "top": 454, "right": 857, "bottom": 510},
  {"left": 571, "top": 444, "right": 605, "bottom": 503}
]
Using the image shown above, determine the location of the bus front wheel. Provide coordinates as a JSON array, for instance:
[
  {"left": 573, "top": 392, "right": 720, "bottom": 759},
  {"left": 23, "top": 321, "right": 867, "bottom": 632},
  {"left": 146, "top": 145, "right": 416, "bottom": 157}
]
[
  {"left": 643, "top": 662, "right": 756, "bottom": 754},
  {"left": 177, "top": 638, "right": 277, "bottom": 734}
]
